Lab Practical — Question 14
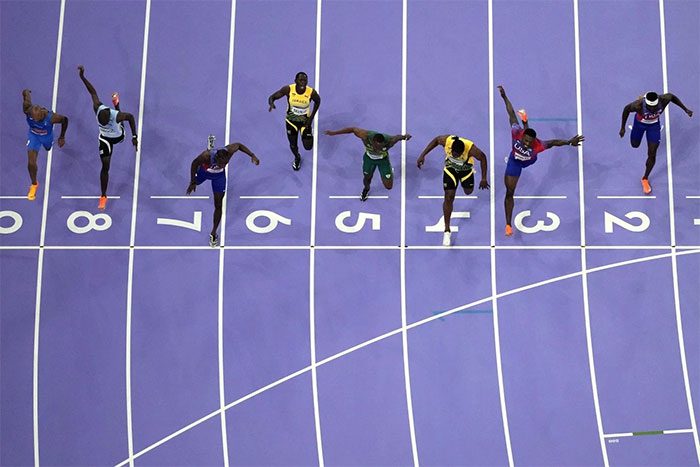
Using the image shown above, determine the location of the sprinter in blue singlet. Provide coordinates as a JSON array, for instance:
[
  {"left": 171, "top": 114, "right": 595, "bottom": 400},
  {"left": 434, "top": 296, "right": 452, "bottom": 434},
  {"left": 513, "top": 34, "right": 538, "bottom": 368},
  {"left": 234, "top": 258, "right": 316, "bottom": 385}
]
[
  {"left": 620, "top": 91, "right": 693, "bottom": 194},
  {"left": 187, "top": 142, "right": 260, "bottom": 247},
  {"left": 22, "top": 89, "right": 69, "bottom": 200}
]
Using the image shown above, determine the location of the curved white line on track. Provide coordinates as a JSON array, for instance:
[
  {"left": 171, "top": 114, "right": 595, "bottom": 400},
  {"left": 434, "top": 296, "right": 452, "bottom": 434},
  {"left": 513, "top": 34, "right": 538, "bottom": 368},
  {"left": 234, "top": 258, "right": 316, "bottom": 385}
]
[{"left": 112, "top": 248, "right": 700, "bottom": 465}]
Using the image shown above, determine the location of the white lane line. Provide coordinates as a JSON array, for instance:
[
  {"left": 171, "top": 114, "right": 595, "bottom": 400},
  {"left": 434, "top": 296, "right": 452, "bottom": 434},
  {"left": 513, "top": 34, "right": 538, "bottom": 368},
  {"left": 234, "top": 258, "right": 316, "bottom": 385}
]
[
  {"left": 238, "top": 195, "right": 299, "bottom": 199},
  {"left": 33, "top": 1, "right": 66, "bottom": 464},
  {"left": 310, "top": 0, "right": 325, "bottom": 464},
  {"left": 110, "top": 247, "right": 700, "bottom": 465},
  {"left": 514, "top": 195, "right": 567, "bottom": 199},
  {"left": 604, "top": 428, "right": 694, "bottom": 438},
  {"left": 0, "top": 196, "right": 30, "bottom": 199},
  {"left": 400, "top": 0, "right": 418, "bottom": 464},
  {"left": 686, "top": 196, "right": 700, "bottom": 199},
  {"left": 488, "top": 0, "right": 513, "bottom": 465},
  {"left": 417, "top": 195, "right": 478, "bottom": 199},
  {"left": 124, "top": 1, "right": 152, "bottom": 465},
  {"left": 573, "top": 0, "right": 609, "bottom": 463},
  {"left": 150, "top": 195, "right": 209, "bottom": 199},
  {"left": 328, "top": 195, "right": 389, "bottom": 199},
  {"left": 60, "top": 195, "right": 121, "bottom": 199},
  {"left": 112, "top": 247, "right": 700, "bottom": 464},
  {"left": 217, "top": 0, "right": 238, "bottom": 464},
  {"left": 596, "top": 195, "right": 657, "bottom": 199},
  {"left": 659, "top": 0, "right": 700, "bottom": 460}
]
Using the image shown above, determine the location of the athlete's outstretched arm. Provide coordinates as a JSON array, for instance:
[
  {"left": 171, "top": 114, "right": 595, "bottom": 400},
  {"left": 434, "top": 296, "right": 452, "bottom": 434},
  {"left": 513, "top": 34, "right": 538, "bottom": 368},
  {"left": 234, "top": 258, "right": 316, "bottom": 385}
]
[
  {"left": 309, "top": 90, "right": 321, "bottom": 123},
  {"left": 268, "top": 85, "right": 290, "bottom": 111},
  {"left": 469, "top": 145, "right": 490, "bottom": 189},
  {"left": 497, "top": 85, "right": 518, "bottom": 126},
  {"left": 619, "top": 100, "right": 641, "bottom": 137},
  {"left": 77, "top": 66, "right": 101, "bottom": 111},
  {"left": 544, "top": 134, "right": 585, "bottom": 148},
  {"left": 663, "top": 93, "right": 693, "bottom": 117},
  {"left": 116, "top": 112, "right": 138, "bottom": 148},
  {"left": 324, "top": 127, "right": 367, "bottom": 140},
  {"left": 416, "top": 135, "right": 447, "bottom": 168},
  {"left": 51, "top": 113, "right": 69, "bottom": 147},
  {"left": 187, "top": 151, "right": 208, "bottom": 194},
  {"left": 22, "top": 89, "right": 32, "bottom": 114},
  {"left": 225, "top": 143, "right": 260, "bottom": 165},
  {"left": 387, "top": 133, "right": 412, "bottom": 148}
]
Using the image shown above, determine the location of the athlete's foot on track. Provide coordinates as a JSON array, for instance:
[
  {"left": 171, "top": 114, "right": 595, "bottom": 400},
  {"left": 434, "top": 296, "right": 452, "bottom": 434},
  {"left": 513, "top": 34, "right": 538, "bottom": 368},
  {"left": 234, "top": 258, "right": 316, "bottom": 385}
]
[
  {"left": 111, "top": 92, "right": 120, "bottom": 108},
  {"left": 442, "top": 231, "right": 451, "bottom": 246},
  {"left": 641, "top": 178, "right": 652, "bottom": 195},
  {"left": 27, "top": 183, "right": 39, "bottom": 201},
  {"left": 360, "top": 187, "right": 370, "bottom": 202},
  {"left": 505, "top": 224, "right": 513, "bottom": 236},
  {"left": 98, "top": 195, "right": 107, "bottom": 210},
  {"left": 209, "top": 233, "right": 219, "bottom": 248},
  {"left": 292, "top": 155, "right": 301, "bottom": 171}
]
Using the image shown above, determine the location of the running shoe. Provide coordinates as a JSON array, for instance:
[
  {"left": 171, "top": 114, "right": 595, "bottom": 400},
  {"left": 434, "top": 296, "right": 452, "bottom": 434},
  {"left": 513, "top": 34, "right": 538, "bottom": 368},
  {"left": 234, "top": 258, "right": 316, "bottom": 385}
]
[
  {"left": 207, "top": 134, "right": 216, "bottom": 150},
  {"left": 360, "top": 187, "right": 370, "bottom": 202},
  {"left": 517, "top": 108, "right": 528, "bottom": 123},
  {"left": 111, "top": 92, "right": 120, "bottom": 107},
  {"left": 27, "top": 183, "right": 38, "bottom": 201},
  {"left": 292, "top": 155, "right": 301, "bottom": 171},
  {"left": 641, "top": 178, "right": 652, "bottom": 195},
  {"left": 209, "top": 233, "right": 219, "bottom": 247},
  {"left": 442, "top": 231, "right": 451, "bottom": 246},
  {"left": 505, "top": 224, "right": 513, "bottom": 236},
  {"left": 98, "top": 195, "right": 107, "bottom": 210}
]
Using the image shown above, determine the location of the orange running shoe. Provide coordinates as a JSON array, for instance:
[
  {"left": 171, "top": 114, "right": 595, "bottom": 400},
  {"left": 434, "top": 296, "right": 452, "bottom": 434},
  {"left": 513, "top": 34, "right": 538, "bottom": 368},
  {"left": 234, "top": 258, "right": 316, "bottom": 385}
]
[
  {"left": 27, "top": 183, "right": 39, "bottom": 200},
  {"left": 641, "top": 178, "right": 652, "bottom": 195},
  {"left": 505, "top": 224, "right": 513, "bottom": 236},
  {"left": 98, "top": 195, "right": 107, "bottom": 210},
  {"left": 111, "top": 92, "right": 120, "bottom": 107},
  {"left": 517, "top": 108, "right": 528, "bottom": 123}
]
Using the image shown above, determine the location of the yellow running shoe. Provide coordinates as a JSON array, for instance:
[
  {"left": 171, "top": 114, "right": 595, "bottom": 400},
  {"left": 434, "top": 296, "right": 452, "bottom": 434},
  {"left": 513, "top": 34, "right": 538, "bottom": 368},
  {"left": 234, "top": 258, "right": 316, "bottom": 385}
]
[{"left": 27, "top": 183, "right": 39, "bottom": 200}]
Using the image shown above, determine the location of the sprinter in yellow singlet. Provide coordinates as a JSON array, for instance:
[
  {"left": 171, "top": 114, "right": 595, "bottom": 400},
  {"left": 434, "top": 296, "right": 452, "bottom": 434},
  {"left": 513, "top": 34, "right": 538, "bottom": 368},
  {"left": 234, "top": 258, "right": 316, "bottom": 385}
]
[
  {"left": 417, "top": 135, "right": 489, "bottom": 246},
  {"left": 268, "top": 72, "right": 321, "bottom": 171}
]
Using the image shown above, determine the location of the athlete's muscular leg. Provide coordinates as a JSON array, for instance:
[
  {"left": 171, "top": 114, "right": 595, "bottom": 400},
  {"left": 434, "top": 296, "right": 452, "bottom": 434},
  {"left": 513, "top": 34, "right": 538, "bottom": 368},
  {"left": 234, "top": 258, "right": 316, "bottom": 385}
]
[
  {"left": 363, "top": 173, "right": 373, "bottom": 192},
  {"left": 286, "top": 122, "right": 301, "bottom": 158},
  {"left": 443, "top": 189, "right": 456, "bottom": 232},
  {"left": 211, "top": 192, "right": 225, "bottom": 237},
  {"left": 27, "top": 150, "right": 39, "bottom": 185},
  {"left": 643, "top": 142, "right": 659, "bottom": 179},
  {"left": 380, "top": 175, "right": 393, "bottom": 190},
  {"left": 100, "top": 155, "right": 111, "bottom": 196},
  {"left": 504, "top": 174, "right": 520, "bottom": 226},
  {"left": 630, "top": 139, "right": 642, "bottom": 149}
]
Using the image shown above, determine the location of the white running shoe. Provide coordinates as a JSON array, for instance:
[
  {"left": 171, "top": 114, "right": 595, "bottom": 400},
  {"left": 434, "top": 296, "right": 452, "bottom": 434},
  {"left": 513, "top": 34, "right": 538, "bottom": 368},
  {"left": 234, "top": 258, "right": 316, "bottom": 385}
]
[{"left": 442, "top": 231, "right": 451, "bottom": 246}]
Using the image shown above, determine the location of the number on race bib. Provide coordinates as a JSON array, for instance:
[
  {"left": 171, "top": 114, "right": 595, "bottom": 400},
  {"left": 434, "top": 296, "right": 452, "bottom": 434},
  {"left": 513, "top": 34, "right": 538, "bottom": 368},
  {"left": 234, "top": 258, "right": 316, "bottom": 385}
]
[
  {"left": 335, "top": 211, "right": 381, "bottom": 234},
  {"left": 425, "top": 212, "right": 470, "bottom": 233},
  {"left": 604, "top": 211, "right": 650, "bottom": 233},
  {"left": 245, "top": 210, "right": 292, "bottom": 234},
  {"left": 513, "top": 210, "right": 561, "bottom": 234},
  {"left": 157, "top": 211, "right": 202, "bottom": 232},
  {"left": 0, "top": 210, "right": 23, "bottom": 235},
  {"left": 67, "top": 211, "right": 112, "bottom": 234}
]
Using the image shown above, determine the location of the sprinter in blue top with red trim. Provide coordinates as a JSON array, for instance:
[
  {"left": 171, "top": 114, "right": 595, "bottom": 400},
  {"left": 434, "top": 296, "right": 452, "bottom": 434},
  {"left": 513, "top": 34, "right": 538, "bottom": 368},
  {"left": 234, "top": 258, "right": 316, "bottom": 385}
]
[{"left": 22, "top": 89, "right": 68, "bottom": 200}]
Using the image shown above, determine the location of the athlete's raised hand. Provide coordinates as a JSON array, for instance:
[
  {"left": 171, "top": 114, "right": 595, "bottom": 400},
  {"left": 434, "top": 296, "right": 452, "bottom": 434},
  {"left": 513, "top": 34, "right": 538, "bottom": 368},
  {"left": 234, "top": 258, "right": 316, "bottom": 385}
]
[
  {"left": 686, "top": 108, "right": 693, "bottom": 118},
  {"left": 77, "top": 65, "right": 85, "bottom": 76},
  {"left": 569, "top": 135, "right": 585, "bottom": 146},
  {"left": 619, "top": 127, "right": 625, "bottom": 138},
  {"left": 497, "top": 85, "right": 507, "bottom": 98}
]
